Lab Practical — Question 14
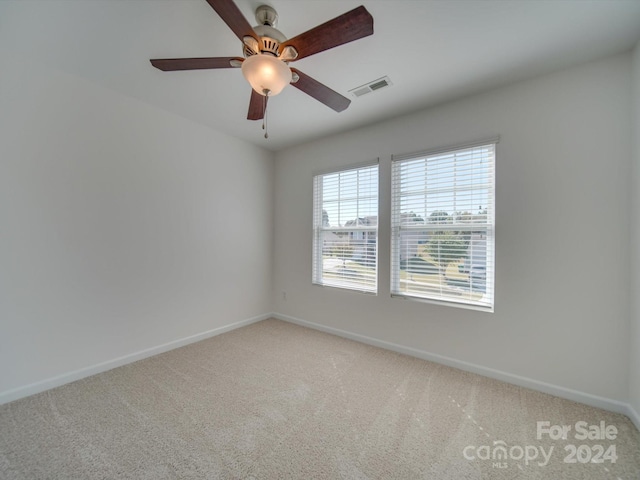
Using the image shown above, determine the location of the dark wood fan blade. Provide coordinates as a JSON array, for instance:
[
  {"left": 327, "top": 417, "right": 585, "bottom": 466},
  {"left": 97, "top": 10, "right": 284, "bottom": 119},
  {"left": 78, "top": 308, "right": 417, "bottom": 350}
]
[
  {"left": 206, "top": 0, "right": 257, "bottom": 41},
  {"left": 281, "top": 6, "right": 373, "bottom": 61},
  {"left": 290, "top": 68, "right": 350, "bottom": 112},
  {"left": 150, "top": 57, "right": 243, "bottom": 71},
  {"left": 247, "top": 89, "right": 264, "bottom": 120}
]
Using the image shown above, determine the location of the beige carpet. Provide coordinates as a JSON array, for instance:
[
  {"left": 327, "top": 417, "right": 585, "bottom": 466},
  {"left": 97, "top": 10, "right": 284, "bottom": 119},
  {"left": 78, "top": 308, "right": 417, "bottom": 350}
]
[{"left": 1, "top": 318, "right": 639, "bottom": 479}]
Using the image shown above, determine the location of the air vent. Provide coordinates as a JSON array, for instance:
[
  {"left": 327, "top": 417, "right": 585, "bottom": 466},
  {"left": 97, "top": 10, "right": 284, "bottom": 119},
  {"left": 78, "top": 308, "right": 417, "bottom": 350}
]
[{"left": 348, "top": 76, "right": 392, "bottom": 98}]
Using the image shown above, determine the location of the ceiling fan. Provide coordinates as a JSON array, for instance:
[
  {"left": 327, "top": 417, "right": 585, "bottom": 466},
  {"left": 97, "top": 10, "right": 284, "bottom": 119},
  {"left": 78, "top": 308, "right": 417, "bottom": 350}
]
[{"left": 150, "top": 0, "right": 374, "bottom": 137}]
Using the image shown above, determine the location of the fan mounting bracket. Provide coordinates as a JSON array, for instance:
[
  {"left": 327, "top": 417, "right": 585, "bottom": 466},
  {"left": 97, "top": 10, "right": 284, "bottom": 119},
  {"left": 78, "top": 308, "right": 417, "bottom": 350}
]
[{"left": 255, "top": 5, "right": 278, "bottom": 27}]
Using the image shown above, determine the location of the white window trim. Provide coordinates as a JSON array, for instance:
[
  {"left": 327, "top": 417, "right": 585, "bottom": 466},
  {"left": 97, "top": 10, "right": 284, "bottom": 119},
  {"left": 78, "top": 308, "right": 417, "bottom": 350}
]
[
  {"left": 390, "top": 138, "right": 498, "bottom": 312},
  {"left": 312, "top": 161, "right": 379, "bottom": 294}
]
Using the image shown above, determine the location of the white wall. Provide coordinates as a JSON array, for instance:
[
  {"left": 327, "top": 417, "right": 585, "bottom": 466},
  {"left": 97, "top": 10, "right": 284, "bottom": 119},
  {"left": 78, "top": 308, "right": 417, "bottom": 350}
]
[
  {"left": 630, "top": 41, "right": 640, "bottom": 421},
  {"left": 274, "top": 53, "right": 632, "bottom": 403},
  {"left": 0, "top": 55, "right": 274, "bottom": 397}
]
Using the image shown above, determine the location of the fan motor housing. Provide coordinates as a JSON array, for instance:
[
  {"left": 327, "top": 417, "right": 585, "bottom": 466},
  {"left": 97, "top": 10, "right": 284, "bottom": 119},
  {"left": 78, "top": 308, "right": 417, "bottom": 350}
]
[
  {"left": 243, "top": 6, "right": 287, "bottom": 58},
  {"left": 256, "top": 26, "right": 284, "bottom": 55}
]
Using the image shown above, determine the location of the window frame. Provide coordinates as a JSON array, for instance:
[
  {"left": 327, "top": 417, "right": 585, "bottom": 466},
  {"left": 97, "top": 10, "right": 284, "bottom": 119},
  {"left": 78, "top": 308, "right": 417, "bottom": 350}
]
[
  {"left": 390, "top": 138, "right": 498, "bottom": 312},
  {"left": 312, "top": 162, "right": 379, "bottom": 294}
]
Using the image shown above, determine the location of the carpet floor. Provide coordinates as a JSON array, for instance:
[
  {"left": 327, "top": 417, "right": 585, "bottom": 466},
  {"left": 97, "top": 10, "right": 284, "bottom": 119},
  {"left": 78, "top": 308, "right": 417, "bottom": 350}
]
[{"left": 1, "top": 318, "right": 639, "bottom": 479}]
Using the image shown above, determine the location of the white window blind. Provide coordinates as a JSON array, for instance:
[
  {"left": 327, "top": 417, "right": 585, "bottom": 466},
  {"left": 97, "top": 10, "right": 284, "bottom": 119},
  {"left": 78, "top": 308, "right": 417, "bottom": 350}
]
[
  {"left": 391, "top": 141, "right": 496, "bottom": 310},
  {"left": 313, "top": 163, "right": 378, "bottom": 293}
]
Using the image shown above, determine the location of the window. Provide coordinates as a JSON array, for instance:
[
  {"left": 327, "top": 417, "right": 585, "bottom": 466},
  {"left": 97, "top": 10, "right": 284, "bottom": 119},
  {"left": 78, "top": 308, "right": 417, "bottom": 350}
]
[
  {"left": 391, "top": 140, "right": 496, "bottom": 310},
  {"left": 313, "top": 163, "right": 378, "bottom": 293}
]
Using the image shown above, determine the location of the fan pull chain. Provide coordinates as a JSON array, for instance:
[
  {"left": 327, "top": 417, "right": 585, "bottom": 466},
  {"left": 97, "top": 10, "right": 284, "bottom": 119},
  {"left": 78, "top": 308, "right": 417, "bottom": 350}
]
[{"left": 262, "top": 89, "right": 270, "bottom": 139}]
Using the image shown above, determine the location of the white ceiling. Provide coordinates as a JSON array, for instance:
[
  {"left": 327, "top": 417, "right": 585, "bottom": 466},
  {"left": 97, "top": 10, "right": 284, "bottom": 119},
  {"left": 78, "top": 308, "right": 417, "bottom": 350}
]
[{"left": 2, "top": 0, "right": 640, "bottom": 151}]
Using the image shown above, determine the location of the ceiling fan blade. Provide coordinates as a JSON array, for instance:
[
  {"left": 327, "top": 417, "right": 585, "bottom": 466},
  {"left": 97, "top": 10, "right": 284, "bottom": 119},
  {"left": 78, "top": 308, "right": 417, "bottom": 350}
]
[
  {"left": 205, "top": 0, "right": 258, "bottom": 41},
  {"left": 281, "top": 6, "right": 373, "bottom": 61},
  {"left": 247, "top": 89, "right": 264, "bottom": 120},
  {"left": 290, "top": 68, "right": 350, "bottom": 112},
  {"left": 150, "top": 57, "right": 243, "bottom": 71}
]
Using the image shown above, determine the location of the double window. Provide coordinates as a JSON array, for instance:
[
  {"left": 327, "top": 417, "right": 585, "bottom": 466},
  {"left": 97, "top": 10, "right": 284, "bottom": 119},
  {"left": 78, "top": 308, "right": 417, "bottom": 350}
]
[{"left": 312, "top": 139, "right": 496, "bottom": 311}]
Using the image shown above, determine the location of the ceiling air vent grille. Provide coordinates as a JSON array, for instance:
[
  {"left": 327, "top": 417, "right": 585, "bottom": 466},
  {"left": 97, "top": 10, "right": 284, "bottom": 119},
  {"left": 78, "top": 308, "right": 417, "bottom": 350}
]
[{"left": 349, "top": 76, "right": 392, "bottom": 98}]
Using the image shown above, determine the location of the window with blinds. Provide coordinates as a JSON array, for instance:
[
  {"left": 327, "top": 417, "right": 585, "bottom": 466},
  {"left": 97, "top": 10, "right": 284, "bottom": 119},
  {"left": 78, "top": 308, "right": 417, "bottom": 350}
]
[
  {"left": 313, "top": 163, "right": 378, "bottom": 293},
  {"left": 391, "top": 141, "right": 496, "bottom": 310}
]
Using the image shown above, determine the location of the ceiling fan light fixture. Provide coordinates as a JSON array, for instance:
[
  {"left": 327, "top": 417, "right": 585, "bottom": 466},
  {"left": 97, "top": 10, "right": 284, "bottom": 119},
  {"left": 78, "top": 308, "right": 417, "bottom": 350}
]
[
  {"left": 241, "top": 54, "right": 292, "bottom": 96},
  {"left": 149, "top": 1, "right": 374, "bottom": 127}
]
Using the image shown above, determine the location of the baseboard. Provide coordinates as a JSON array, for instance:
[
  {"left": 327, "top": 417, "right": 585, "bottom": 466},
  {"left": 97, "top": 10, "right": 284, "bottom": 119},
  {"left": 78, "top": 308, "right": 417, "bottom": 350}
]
[
  {"left": 273, "top": 312, "right": 637, "bottom": 424},
  {"left": 6, "top": 311, "right": 639, "bottom": 432},
  {"left": 626, "top": 403, "right": 640, "bottom": 432},
  {"left": 0, "top": 313, "right": 271, "bottom": 406}
]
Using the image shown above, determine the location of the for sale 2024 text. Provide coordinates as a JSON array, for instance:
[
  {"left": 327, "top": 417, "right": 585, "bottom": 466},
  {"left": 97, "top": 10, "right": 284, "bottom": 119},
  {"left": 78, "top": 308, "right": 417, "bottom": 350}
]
[{"left": 537, "top": 421, "right": 618, "bottom": 464}]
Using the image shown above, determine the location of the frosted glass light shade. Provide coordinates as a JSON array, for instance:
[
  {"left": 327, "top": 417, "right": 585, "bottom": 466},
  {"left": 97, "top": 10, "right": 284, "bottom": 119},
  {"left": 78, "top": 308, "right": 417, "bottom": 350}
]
[{"left": 241, "top": 54, "right": 292, "bottom": 96}]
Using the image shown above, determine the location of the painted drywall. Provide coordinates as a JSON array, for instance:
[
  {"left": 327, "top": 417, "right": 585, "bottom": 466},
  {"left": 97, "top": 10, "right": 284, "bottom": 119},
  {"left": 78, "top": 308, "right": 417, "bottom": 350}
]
[
  {"left": 630, "top": 41, "right": 640, "bottom": 421},
  {"left": 273, "top": 53, "right": 632, "bottom": 402},
  {"left": 0, "top": 54, "right": 274, "bottom": 396}
]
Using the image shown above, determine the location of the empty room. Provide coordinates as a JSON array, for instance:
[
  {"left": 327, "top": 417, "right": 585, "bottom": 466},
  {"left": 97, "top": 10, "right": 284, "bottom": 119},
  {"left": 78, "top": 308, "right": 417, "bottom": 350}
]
[{"left": 1, "top": 0, "right": 640, "bottom": 478}]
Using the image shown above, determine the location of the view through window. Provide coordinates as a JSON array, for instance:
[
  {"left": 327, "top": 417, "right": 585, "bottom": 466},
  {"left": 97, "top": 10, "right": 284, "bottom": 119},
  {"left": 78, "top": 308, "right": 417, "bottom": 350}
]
[
  {"left": 312, "top": 164, "right": 379, "bottom": 293},
  {"left": 390, "top": 142, "right": 496, "bottom": 310}
]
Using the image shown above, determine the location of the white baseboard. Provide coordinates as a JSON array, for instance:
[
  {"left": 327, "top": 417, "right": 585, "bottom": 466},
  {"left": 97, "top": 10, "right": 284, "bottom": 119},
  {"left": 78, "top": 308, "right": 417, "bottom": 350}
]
[
  {"left": 5, "top": 311, "right": 639, "bottom": 433},
  {"left": 627, "top": 404, "right": 640, "bottom": 432},
  {"left": 273, "top": 312, "right": 639, "bottom": 429},
  {"left": 0, "top": 313, "right": 271, "bottom": 406}
]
